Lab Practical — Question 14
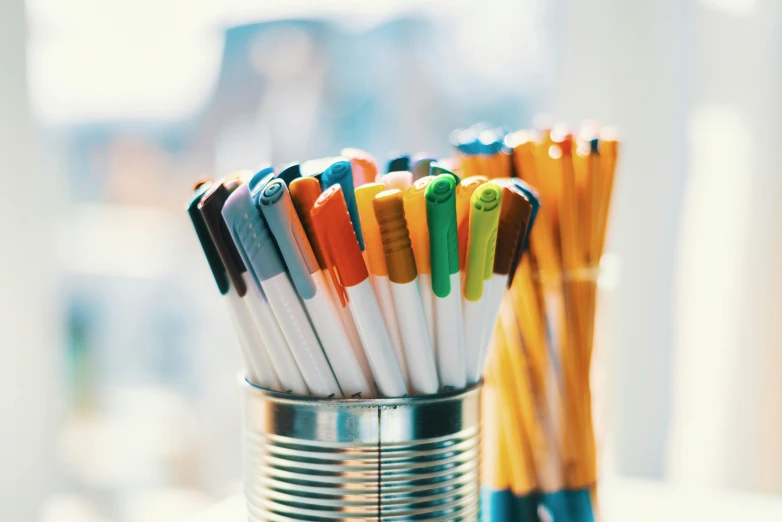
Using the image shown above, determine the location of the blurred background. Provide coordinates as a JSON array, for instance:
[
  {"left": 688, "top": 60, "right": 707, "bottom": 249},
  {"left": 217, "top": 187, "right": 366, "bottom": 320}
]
[{"left": 2, "top": 0, "right": 781, "bottom": 520}]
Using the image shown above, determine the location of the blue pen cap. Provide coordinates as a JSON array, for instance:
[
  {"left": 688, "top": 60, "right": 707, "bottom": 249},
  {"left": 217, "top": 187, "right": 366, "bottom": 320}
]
[
  {"left": 257, "top": 178, "right": 318, "bottom": 300},
  {"left": 387, "top": 153, "right": 410, "bottom": 173},
  {"left": 322, "top": 158, "right": 364, "bottom": 250},
  {"left": 222, "top": 182, "right": 286, "bottom": 286},
  {"left": 276, "top": 162, "right": 302, "bottom": 186}
]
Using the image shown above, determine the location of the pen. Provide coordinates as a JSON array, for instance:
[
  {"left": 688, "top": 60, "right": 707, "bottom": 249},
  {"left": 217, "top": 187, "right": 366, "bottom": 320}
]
[
  {"left": 276, "top": 162, "right": 301, "bottom": 186},
  {"left": 386, "top": 153, "right": 410, "bottom": 174},
  {"left": 355, "top": 183, "right": 410, "bottom": 387},
  {"left": 430, "top": 162, "right": 461, "bottom": 184},
  {"left": 380, "top": 170, "right": 413, "bottom": 192},
  {"left": 300, "top": 157, "right": 335, "bottom": 186},
  {"left": 216, "top": 174, "right": 311, "bottom": 395},
  {"left": 506, "top": 178, "right": 540, "bottom": 283},
  {"left": 373, "top": 189, "right": 439, "bottom": 395},
  {"left": 187, "top": 181, "right": 271, "bottom": 388},
  {"left": 288, "top": 177, "right": 373, "bottom": 387},
  {"left": 258, "top": 178, "right": 375, "bottom": 398},
  {"left": 341, "top": 148, "right": 378, "bottom": 188},
  {"left": 403, "top": 176, "right": 436, "bottom": 348},
  {"left": 196, "top": 177, "right": 282, "bottom": 391},
  {"left": 462, "top": 182, "right": 502, "bottom": 384},
  {"left": 312, "top": 185, "right": 408, "bottom": 398},
  {"left": 425, "top": 174, "right": 466, "bottom": 389},
  {"left": 225, "top": 171, "right": 340, "bottom": 397},
  {"left": 411, "top": 156, "right": 436, "bottom": 181},
  {"left": 478, "top": 180, "right": 532, "bottom": 371},
  {"left": 322, "top": 158, "right": 364, "bottom": 250},
  {"left": 456, "top": 175, "right": 489, "bottom": 269}
]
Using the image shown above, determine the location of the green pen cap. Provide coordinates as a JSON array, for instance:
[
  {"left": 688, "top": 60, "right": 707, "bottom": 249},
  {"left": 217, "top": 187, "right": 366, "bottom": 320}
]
[
  {"left": 425, "top": 174, "right": 460, "bottom": 298},
  {"left": 463, "top": 183, "right": 502, "bottom": 301}
]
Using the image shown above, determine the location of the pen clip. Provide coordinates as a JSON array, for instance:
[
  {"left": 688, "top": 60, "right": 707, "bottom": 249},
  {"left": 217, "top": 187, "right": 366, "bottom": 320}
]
[{"left": 257, "top": 178, "right": 318, "bottom": 300}]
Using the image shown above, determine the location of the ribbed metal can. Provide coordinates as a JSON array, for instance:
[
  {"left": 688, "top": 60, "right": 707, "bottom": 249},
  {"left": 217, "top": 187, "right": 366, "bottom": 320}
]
[{"left": 243, "top": 382, "right": 482, "bottom": 521}]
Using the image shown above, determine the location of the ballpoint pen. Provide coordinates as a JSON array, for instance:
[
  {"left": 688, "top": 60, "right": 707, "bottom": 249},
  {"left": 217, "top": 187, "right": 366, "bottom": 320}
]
[
  {"left": 213, "top": 174, "right": 311, "bottom": 395},
  {"left": 355, "top": 183, "right": 410, "bottom": 387},
  {"left": 478, "top": 180, "right": 532, "bottom": 371},
  {"left": 223, "top": 171, "right": 340, "bottom": 397},
  {"left": 373, "top": 189, "right": 439, "bottom": 395},
  {"left": 258, "top": 178, "right": 375, "bottom": 398},
  {"left": 196, "top": 178, "right": 282, "bottom": 391},
  {"left": 322, "top": 158, "right": 364, "bottom": 250},
  {"left": 187, "top": 181, "right": 272, "bottom": 388},
  {"left": 312, "top": 185, "right": 408, "bottom": 398},
  {"left": 425, "top": 174, "right": 466, "bottom": 389},
  {"left": 288, "top": 177, "right": 373, "bottom": 387},
  {"left": 276, "top": 162, "right": 302, "bottom": 186},
  {"left": 403, "top": 176, "right": 436, "bottom": 347},
  {"left": 386, "top": 153, "right": 410, "bottom": 174},
  {"left": 462, "top": 182, "right": 502, "bottom": 384},
  {"left": 380, "top": 170, "right": 413, "bottom": 192},
  {"left": 456, "top": 175, "right": 489, "bottom": 269},
  {"left": 341, "top": 148, "right": 377, "bottom": 188}
]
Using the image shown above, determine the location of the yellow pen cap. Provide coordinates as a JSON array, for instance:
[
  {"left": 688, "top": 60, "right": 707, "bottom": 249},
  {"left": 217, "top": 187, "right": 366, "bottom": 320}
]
[
  {"left": 403, "top": 176, "right": 433, "bottom": 275},
  {"left": 355, "top": 183, "right": 388, "bottom": 276},
  {"left": 456, "top": 175, "right": 488, "bottom": 269},
  {"left": 463, "top": 183, "right": 502, "bottom": 301}
]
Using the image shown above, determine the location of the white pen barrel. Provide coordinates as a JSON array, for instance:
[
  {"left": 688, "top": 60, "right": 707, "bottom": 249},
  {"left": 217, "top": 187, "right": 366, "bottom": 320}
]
[
  {"left": 225, "top": 286, "right": 281, "bottom": 391},
  {"left": 242, "top": 276, "right": 309, "bottom": 395},
  {"left": 434, "top": 273, "right": 466, "bottom": 389},
  {"left": 462, "top": 297, "right": 487, "bottom": 385},
  {"left": 390, "top": 280, "right": 440, "bottom": 395},
  {"left": 261, "top": 272, "right": 341, "bottom": 397},
  {"left": 324, "top": 270, "right": 366, "bottom": 364},
  {"left": 304, "top": 274, "right": 375, "bottom": 398},
  {"left": 347, "top": 279, "right": 408, "bottom": 397},
  {"left": 418, "top": 272, "right": 436, "bottom": 350},
  {"left": 370, "top": 274, "right": 410, "bottom": 387},
  {"left": 478, "top": 274, "right": 508, "bottom": 374}
]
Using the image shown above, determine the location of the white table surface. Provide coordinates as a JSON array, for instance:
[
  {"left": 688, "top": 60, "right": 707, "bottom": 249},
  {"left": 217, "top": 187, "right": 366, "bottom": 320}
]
[{"left": 188, "top": 477, "right": 782, "bottom": 521}]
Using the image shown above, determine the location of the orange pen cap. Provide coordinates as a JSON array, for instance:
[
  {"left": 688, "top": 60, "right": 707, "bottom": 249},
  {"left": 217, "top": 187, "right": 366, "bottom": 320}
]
[
  {"left": 373, "top": 189, "right": 417, "bottom": 285},
  {"left": 403, "top": 176, "right": 433, "bottom": 275},
  {"left": 289, "top": 177, "right": 327, "bottom": 270},
  {"left": 311, "top": 185, "right": 368, "bottom": 306},
  {"left": 456, "top": 175, "right": 488, "bottom": 268},
  {"left": 341, "top": 148, "right": 378, "bottom": 188},
  {"left": 355, "top": 183, "right": 388, "bottom": 277}
]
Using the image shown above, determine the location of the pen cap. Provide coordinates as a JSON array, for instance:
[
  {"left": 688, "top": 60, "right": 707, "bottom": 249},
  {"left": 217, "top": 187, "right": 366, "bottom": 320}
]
[
  {"left": 373, "top": 189, "right": 417, "bottom": 285},
  {"left": 289, "top": 177, "right": 328, "bottom": 270},
  {"left": 355, "top": 183, "right": 388, "bottom": 277},
  {"left": 258, "top": 178, "right": 318, "bottom": 300},
  {"left": 341, "top": 148, "right": 378, "bottom": 187},
  {"left": 381, "top": 170, "right": 413, "bottom": 192},
  {"left": 187, "top": 181, "right": 230, "bottom": 295},
  {"left": 403, "top": 176, "right": 433, "bottom": 275},
  {"left": 430, "top": 163, "right": 461, "bottom": 184},
  {"left": 463, "top": 183, "right": 502, "bottom": 301},
  {"left": 301, "top": 157, "right": 334, "bottom": 185},
  {"left": 456, "top": 176, "right": 488, "bottom": 268},
  {"left": 222, "top": 182, "right": 286, "bottom": 284},
  {"left": 276, "top": 163, "right": 302, "bottom": 186},
  {"left": 311, "top": 185, "right": 368, "bottom": 305},
  {"left": 507, "top": 178, "right": 541, "bottom": 284},
  {"left": 387, "top": 154, "right": 410, "bottom": 173},
  {"left": 199, "top": 179, "right": 248, "bottom": 296},
  {"left": 411, "top": 157, "right": 436, "bottom": 181},
  {"left": 425, "top": 174, "right": 460, "bottom": 298},
  {"left": 322, "top": 158, "right": 364, "bottom": 250},
  {"left": 491, "top": 181, "right": 532, "bottom": 276}
]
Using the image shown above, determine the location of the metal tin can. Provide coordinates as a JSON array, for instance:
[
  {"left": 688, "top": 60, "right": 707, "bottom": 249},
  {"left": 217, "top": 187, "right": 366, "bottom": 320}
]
[{"left": 243, "top": 382, "right": 482, "bottom": 521}]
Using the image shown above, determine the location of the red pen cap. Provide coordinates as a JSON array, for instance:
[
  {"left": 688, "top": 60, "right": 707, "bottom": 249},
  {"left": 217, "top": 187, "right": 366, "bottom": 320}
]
[
  {"left": 311, "top": 185, "right": 369, "bottom": 306},
  {"left": 341, "top": 148, "right": 378, "bottom": 187}
]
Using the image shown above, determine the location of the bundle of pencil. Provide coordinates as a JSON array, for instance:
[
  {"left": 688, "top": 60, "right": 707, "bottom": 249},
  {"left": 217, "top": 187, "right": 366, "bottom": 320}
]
[{"left": 456, "top": 122, "right": 619, "bottom": 521}]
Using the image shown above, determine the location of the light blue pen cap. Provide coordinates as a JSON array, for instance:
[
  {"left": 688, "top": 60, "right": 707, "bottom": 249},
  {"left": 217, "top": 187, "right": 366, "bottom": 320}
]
[
  {"left": 222, "top": 172, "right": 286, "bottom": 287},
  {"left": 322, "top": 158, "right": 364, "bottom": 250},
  {"left": 257, "top": 178, "right": 318, "bottom": 300}
]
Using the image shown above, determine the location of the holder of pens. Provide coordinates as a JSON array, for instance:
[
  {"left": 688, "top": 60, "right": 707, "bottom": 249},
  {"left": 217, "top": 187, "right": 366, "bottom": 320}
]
[{"left": 242, "top": 380, "right": 482, "bottom": 521}]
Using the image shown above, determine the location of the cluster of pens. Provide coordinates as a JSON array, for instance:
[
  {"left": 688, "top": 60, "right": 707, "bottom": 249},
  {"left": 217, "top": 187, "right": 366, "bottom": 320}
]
[
  {"left": 186, "top": 146, "right": 536, "bottom": 400},
  {"left": 460, "top": 122, "right": 620, "bottom": 522}
]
